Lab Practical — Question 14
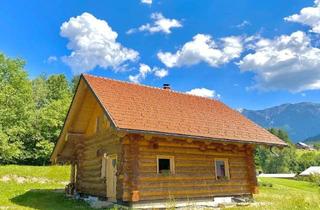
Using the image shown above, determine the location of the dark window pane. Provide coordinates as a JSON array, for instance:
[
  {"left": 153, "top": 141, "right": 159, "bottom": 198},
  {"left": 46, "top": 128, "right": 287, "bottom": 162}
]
[
  {"left": 215, "top": 160, "right": 227, "bottom": 179},
  {"left": 158, "top": 158, "right": 170, "bottom": 173}
]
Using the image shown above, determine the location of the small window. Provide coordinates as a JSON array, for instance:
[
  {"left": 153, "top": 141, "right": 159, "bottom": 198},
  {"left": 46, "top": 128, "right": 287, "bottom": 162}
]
[
  {"left": 157, "top": 156, "right": 174, "bottom": 174},
  {"left": 215, "top": 159, "right": 230, "bottom": 180}
]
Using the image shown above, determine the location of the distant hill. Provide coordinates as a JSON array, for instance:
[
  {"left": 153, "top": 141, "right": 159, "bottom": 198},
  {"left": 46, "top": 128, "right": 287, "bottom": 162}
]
[
  {"left": 241, "top": 102, "right": 320, "bottom": 143},
  {"left": 304, "top": 134, "right": 320, "bottom": 145}
]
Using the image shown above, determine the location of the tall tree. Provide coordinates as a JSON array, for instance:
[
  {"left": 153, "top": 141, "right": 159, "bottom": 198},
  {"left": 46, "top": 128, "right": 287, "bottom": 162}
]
[
  {"left": 0, "top": 53, "right": 33, "bottom": 163},
  {"left": 0, "top": 53, "right": 73, "bottom": 165},
  {"left": 255, "top": 128, "right": 298, "bottom": 173}
]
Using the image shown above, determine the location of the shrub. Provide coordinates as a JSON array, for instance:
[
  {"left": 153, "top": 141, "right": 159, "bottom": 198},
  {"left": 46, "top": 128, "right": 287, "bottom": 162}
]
[{"left": 309, "top": 173, "right": 320, "bottom": 186}]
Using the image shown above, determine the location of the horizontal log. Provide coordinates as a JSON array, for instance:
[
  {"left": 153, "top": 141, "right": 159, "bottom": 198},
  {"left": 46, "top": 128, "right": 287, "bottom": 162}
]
[
  {"left": 82, "top": 164, "right": 101, "bottom": 171},
  {"left": 139, "top": 191, "right": 251, "bottom": 201},
  {"left": 83, "top": 135, "right": 118, "bottom": 147},
  {"left": 138, "top": 181, "right": 249, "bottom": 188},
  {"left": 80, "top": 176, "right": 104, "bottom": 183},
  {"left": 78, "top": 187, "right": 106, "bottom": 197},
  {"left": 82, "top": 145, "right": 119, "bottom": 157},
  {"left": 139, "top": 148, "right": 247, "bottom": 157},
  {"left": 80, "top": 170, "right": 101, "bottom": 177},
  {"left": 139, "top": 175, "right": 248, "bottom": 182},
  {"left": 79, "top": 182, "right": 105, "bottom": 189},
  {"left": 81, "top": 158, "right": 100, "bottom": 167},
  {"left": 137, "top": 140, "right": 247, "bottom": 151},
  {"left": 122, "top": 187, "right": 251, "bottom": 198}
]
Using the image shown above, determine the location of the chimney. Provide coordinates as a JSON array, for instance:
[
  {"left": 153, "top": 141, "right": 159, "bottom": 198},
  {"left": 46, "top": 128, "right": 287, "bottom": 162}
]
[{"left": 163, "top": 84, "right": 171, "bottom": 90}]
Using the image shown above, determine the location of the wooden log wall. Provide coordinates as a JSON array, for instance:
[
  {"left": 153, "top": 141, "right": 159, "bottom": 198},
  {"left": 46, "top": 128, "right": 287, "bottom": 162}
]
[
  {"left": 76, "top": 129, "right": 120, "bottom": 197},
  {"left": 73, "top": 105, "right": 121, "bottom": 198},
  {"left": 121, "top": 136, "right": 256, "bottom": 202}
]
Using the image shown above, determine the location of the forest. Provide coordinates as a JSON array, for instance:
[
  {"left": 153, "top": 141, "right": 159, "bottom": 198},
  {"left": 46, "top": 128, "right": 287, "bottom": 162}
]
[
  {"left": 0, "top": 53, "right": 320, "bottom": 173},
  {"left": 0, "top": 53, "right": 78, "bottom": 165}
]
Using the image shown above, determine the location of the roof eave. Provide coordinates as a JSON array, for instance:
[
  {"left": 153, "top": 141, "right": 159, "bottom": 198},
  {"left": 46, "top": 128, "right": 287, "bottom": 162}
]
[{"left": 117, "top": 127, "right": 288, "bottom": 147}]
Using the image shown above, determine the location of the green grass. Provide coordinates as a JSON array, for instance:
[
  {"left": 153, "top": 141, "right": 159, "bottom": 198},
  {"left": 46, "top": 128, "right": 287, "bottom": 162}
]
[
  {"left": 230, "top": 178, "right": 320, "bottom": 210},
  {"left": 0, "top": 165, "right": 70, "bottom": 182},
  {"left": 0, "top": 165, "right": 94, "bottom": 210},
  {"left": 296, "top": 149, "right": 320, "bottom": 157},
  {"left": 0, "top": 165, "right": 319, "bottom": 209}
]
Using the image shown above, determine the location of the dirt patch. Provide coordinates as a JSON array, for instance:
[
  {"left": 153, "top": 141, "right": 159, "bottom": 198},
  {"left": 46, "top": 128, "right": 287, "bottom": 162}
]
[{"left": 0, "top": 175, "right": 55, "bottom": 184}]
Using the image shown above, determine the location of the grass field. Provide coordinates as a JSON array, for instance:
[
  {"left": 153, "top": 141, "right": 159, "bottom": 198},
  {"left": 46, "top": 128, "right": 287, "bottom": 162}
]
[{"left": 0, "top": 165, "right": 319, "bottom": 209}]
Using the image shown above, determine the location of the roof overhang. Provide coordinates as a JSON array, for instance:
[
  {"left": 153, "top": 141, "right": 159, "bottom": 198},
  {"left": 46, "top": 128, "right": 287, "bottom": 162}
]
[{"left": 117, "top": 127, "right": 288, "bottom": 147}]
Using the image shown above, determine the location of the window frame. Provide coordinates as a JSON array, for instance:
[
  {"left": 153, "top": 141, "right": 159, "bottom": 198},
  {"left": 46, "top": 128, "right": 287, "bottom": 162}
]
[
  {"left": 214, "top": 158, "right": 230, "bottom": 181},
  {"left": 156, "top": 155, "right": 175, "bottom": 175}
]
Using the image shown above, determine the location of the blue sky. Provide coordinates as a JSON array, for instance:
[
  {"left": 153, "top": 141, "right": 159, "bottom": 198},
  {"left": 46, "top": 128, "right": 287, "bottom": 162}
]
[{"left": 1, "top": 0, "right": 320, "bottom": 110}]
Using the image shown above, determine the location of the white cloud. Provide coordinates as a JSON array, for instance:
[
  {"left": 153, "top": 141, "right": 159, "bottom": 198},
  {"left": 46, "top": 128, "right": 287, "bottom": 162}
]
[
  {"left": 47, "top": 56, "right": 57, "bottom": 63},
  {"left": 127, "top": 13, "right": 182, "bottom": 34},
  {"left": 186, "top": 88, "right": 220, "bottom": 99},
  {"left": 60, "top": 12, "right": 139, "bottom": 74},
  {"left": 285, "top": 0, "right": 320, "bottom": 34},
  {"left": 158, "top": 34, "right": 243, "bottom": 68},
  {"left": 153, "top": 67, "right": 168, "bottom": 78},
  {"left": 129, "top": 64, "right": 168, "bottom": 83},
  {"left": 238, "top": 31, "right": 320, "bottom": 92},
  {"left": 141, "top": 0, "right": 152, "bottom": 5},
  {"left": 235, "top": 20, "right": 251, "bottom": 29},
  {"left": 129, "top": 63, "right": 152, "bottom": 83}
]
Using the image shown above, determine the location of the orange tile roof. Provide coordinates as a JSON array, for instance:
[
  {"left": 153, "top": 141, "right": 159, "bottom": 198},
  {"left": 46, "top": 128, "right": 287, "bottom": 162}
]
[{"left": 83, "top": 74, "right": 286, "bottom": 146}]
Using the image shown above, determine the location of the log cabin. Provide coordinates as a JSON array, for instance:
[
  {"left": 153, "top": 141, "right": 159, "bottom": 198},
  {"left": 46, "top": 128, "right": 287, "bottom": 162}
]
[{"left": 50, "top": 74, "right": 286, "bottom": 206}]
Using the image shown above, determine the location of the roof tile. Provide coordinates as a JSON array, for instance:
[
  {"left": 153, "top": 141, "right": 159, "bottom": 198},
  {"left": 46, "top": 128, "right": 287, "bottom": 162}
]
[{"left": 83, "top": 74, "right": 286, "bottom": 146}]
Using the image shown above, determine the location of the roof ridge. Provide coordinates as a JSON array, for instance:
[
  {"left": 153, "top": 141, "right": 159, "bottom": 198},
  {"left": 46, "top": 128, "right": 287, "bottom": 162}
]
[{"left": 83, "top": 73, "right": 219, "bottom": 102}]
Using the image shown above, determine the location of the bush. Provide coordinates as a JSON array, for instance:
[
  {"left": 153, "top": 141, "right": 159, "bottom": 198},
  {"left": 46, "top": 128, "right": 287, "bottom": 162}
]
[
  {"left": 259, "top": 181, "right": 273, "bottom": 187},
  {"left": 309, "top": 173, "right": 320, "bottom": 186}
]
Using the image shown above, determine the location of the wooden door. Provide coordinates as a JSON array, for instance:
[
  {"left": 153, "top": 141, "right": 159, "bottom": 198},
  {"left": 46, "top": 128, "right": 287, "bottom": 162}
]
[{"left": 106, "top": 154, "right": 117, "bottom": 200}]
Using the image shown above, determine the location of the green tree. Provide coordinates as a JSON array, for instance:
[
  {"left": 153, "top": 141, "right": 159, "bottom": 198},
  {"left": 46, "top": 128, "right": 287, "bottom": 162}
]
[
  {"left": 0, "top": 53, "right": 73, "bottom": 165},
  {"left": 25, "top": 74, "right": 72, "bottom": 164},
  {"left": 255, "top": 128, "right": 298, "bottom": 173},
  {"left": 0, "top": 53, "right": 33, "bottom": 164}
]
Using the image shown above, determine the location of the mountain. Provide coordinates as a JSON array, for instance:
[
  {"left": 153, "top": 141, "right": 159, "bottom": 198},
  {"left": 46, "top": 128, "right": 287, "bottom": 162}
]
[
  {"left": 304, "top": 134, "right": 320, "bottom": 145},
  {"left": 241, "top": 102, "right": 320, "bottom": 143}
]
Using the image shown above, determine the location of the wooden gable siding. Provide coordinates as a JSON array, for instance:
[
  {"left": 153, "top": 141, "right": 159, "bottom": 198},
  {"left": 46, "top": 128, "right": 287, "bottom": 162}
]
[
  {"left": 75, "top": 102, "right": 121, "bottom": 197},
  {"left": 121, "top": 135, "right": 257, "bottom": 201}
]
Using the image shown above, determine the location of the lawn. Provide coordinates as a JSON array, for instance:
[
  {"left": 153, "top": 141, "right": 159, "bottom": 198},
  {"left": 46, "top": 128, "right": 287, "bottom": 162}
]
[
  {"left": 0, "top": 165, "right": 319, "bottom": 210},
  {"left": 0, "top": 165, "right": 93, "bottom": 210},
  {"left": 230, "top": 178, "right": 320, "bottom": 210}
]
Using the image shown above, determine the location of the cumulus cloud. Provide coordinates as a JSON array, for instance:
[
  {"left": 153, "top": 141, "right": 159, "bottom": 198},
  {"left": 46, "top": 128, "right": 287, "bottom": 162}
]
[
  {"left": 285, "top": 0, "right": 320, "bottom": 34},
  {"left": 153, "top": 67, "right": 168, "bottom": 78},
  {"left": 238, "top": 31, "right": 320, "bottom": 92},
  {"left": 141, "top": 0, "right": 152, "bottom": 5},
  {"left": 186, "top": 88, "right": 220, "bottom": 99},
  {"left": 157, "top": 34, "right": 243, "bottom": 68},
  {"left": 129, "top": 64, "right": 168, "bottom": 83},
  {"left": 129, "top": 63, "right": 152, "bottom": 83},
  {"left": 127, "top": 13, "right": 182, "bottom": 34},
  {"left": 60, "top": 12, "right": 139, "bottom": 74}
]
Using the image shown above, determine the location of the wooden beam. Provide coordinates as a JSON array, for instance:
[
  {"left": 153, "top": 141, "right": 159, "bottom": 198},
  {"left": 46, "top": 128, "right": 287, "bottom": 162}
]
[{"left": 128, "top": 134, "right": 142, "bottom": 202}]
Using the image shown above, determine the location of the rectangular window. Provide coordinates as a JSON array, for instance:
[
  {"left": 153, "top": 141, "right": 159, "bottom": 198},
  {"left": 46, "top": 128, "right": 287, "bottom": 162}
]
[
  {"left": 157, "top": 155, "right": 175, "bottom": 174},
  {"left": 215, "top": 158, "right": 230, "bottom": 180}
]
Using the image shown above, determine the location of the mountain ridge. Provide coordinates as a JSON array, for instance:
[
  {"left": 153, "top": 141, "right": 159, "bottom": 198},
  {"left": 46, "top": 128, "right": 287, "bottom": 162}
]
[{"left": 241, "top": 102, "right": 320, "bottom": 143}]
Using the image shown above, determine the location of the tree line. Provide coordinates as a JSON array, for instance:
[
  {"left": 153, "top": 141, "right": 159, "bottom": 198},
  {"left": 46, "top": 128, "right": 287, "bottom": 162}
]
[
  {"left": 0, "top": 53, "right": 319, "bottom": 171},
  {"left": 0, "top": 53, "right": 78, "bottom": 165},
  {"left": 255, "top": 128, "right": 320, "bottom": 174}
]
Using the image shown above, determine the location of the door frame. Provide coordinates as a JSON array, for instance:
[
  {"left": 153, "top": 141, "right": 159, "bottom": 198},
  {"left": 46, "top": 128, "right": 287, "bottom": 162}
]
[{"left": 106, "top": 154, "right": 117, "bottom": 201}]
